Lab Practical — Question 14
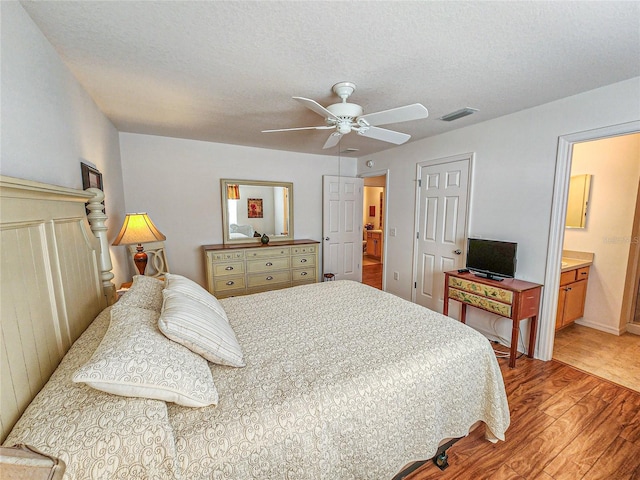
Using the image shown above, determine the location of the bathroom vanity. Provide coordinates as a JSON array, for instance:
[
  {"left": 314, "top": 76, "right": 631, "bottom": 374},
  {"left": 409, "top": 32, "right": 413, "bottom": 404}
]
[{"left": 556, "top": 251, "right": 594, "bottom": 331}]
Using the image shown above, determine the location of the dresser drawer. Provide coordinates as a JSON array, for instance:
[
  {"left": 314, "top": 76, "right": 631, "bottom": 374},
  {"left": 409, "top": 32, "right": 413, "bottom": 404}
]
[
  {"left": 291, "top": 254, "right": 316, "bottom": 268},
  {"left": 211, "top": 261, "right": 245, "bottom": 276},
  {"left": 292, "top": 267, "right": 315, "bottom": 284},
  {"left": 292, "top": 245, "right": 316, "bottom": 255},
  {"left": 247, "top": 271, "right": 291, "bottom": 288},
  {"left": 213, "top": 275, "right": 246, "bottom": 292},
  {"left": 246, "top": 257, "right": 290, "bottom": 273},
  {"left": 209, "top": 251, "right": 244, "bottom": 262},
  {"left": 246, "top": 247, "right": 290, "bottom": 259}
]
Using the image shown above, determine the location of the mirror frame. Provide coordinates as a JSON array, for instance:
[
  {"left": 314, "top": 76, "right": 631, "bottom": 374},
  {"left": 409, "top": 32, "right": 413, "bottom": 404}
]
[{"left": 221, "top": 179, "right": 294, "bottom": 244}]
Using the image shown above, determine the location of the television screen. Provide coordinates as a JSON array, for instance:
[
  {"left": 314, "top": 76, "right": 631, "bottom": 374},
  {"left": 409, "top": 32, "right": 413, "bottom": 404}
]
[{"left": 466, "top": 238, "right": 517, "bottom": 280}]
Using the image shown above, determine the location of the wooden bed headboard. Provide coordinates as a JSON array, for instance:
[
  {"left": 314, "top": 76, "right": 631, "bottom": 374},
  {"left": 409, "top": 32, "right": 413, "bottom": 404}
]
[{"left": 0, "top": 176, "right": 115, "bottom": 442}]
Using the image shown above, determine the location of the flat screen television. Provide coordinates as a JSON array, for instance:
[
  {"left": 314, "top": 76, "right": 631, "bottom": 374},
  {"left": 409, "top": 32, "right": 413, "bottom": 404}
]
[{"left": 465, "top": 238, "right": 517, "bottom": 281}]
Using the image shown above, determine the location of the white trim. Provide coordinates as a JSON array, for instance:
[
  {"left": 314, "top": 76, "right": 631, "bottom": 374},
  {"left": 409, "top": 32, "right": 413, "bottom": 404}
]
[
  {"left": 539, "top": 121, "right": 640, "bottom": 361},
  {"left": 358, "top": 168, "right": 390, "bottom": 291},
  {"left": 411, "top": 153, "right": 474, "bottom": 304}
]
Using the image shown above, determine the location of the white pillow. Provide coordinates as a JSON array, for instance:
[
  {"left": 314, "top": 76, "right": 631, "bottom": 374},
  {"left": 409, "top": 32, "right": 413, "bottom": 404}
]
[
  {"left": 118, "top": 275, "right": 165, "bottom": 312},
  {"left": 73, "top": 305, "right": 218, "bottom": 407},
  {"left": 159, "top": 289, "right": 245, "bottom": 367},
  {"left": 164, "top": 273, "right": 228, "bottom": 322}
]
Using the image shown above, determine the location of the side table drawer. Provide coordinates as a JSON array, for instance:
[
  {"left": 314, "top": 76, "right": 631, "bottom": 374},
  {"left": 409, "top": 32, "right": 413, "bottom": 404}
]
[
  {"left": 448, "top": 276, "right": 513, "bottom": 304},
  {"left": 448, "top": 288, "right": 513, "bottom": 318}
]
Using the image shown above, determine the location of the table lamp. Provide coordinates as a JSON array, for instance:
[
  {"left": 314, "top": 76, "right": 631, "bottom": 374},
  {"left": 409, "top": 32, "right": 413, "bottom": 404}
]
[{"left": 112, "top": 213, "right": 166, "bottom": 275}]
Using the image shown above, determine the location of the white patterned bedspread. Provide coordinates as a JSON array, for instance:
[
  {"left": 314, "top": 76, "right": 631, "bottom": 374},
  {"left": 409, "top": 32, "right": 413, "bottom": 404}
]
[
  {"left": 169, "top": 280, "right": 510, "bottom": 479},
  {"left": 4, "top": 280, "right": 509, "bottom": 479}
]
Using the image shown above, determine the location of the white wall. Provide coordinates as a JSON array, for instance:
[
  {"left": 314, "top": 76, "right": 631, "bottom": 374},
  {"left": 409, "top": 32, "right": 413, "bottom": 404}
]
[
  {"left": 1, "top": 2, "right": 128, "bottom": 286},
  {"left": 119, "top": 133, "right": 355, "bottom": 286},
  {"left": 358, "top": 78, "right": 640, "bottom": 347},
  {"left": 565, "top": 133, "right": 640, "bottom": 334}
]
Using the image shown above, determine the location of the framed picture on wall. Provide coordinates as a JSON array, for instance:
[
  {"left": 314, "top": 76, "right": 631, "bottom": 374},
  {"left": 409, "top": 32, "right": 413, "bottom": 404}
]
[
  {"left": 248, "top": 198, "right": 263, "bottom": 218},
  {"left": 81, "top": 162, "right": 104, "bottom": 214},
  {"left": 81, "top": 162, "right": 103, "bottom": 191}
]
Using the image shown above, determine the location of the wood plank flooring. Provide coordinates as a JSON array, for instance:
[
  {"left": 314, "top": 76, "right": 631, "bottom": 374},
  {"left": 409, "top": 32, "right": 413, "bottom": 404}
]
[
  {"left": 362, "top": 263, "right": 382, "bottom": 290},
  {"left": 403, "top": 358, "right": 640, "bottom": 480},
  {"left": 553, "top": 323, "right": 640, "bottom": 392}
]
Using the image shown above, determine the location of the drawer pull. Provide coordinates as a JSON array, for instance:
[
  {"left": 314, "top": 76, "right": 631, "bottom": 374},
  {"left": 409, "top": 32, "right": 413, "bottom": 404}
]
[
  {"left": 300, "top": 258, "right": 307, "bottom": 263},
  {"left": 225, "top": 266, "right": 234, "bottom": 271},
  {"left": 266, "top": 262, "right": 273, "bottom": 266},
  {"left": 300, "top": 272, "right": 308, "bottom": 276},
  {"left": 266, "top": 276, "right": 273, "bottom": 281},
  {"left": 226, "top": 281, "right": 235, "bottom": 286}
]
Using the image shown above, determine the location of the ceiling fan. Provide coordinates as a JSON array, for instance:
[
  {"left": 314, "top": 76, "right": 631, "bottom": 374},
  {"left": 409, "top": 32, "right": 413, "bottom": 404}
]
[{"left": 262, "top": 82, "right": 429, "bottom": 149}]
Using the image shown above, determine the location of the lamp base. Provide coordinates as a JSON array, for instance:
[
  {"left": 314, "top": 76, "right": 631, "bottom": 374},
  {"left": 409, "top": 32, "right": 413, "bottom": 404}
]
[{"left": 133, "top": 244, "right": 148, "bottom": 275}]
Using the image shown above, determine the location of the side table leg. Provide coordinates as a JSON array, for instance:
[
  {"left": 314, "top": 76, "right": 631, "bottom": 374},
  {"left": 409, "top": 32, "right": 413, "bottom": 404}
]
[
  {"left": 528, "top": 316, "right": 538, "bottom": 359},
  {"left": 509, "top": 321, "right": 519, "bottom": 368}
]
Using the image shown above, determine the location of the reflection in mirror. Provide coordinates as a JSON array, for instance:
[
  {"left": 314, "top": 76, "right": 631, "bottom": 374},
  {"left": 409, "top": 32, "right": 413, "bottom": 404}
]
[
  {"left": 221, "top": 179, "right": 294, "bottom": 244},
  {"left": 566, "top": 174, "right": 591, "bottom": 229}
]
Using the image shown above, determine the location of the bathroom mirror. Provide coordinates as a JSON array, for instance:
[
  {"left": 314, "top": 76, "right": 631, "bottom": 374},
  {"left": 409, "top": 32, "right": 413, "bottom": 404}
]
[
  {"left": 566, "top": 174, "right": 592, "bottom": 229},
  {"left": 221, "top": 179, "right": 293, "bottom": 244}
]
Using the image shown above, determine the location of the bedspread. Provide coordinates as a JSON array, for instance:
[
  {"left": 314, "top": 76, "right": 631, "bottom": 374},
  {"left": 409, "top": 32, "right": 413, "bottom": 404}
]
[{"left": 168, "top": 280, "right": 510, "bottom": 479}]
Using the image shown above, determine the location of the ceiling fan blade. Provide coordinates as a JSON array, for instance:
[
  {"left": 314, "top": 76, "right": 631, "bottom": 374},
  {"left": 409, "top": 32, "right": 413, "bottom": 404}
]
[
  {"left": 358, "top": 126, "right": 410, "bottom": 145},
  {"left": 358, "top": 103, "right": 428, "bottom": 126},
  {"left": 293, "top": 97, "right": 339, "bottom": 121},
  {"left": 323, "top": 132, "right": 342, "bottom": 149},
  {"left": 262, "top": 125, "right": 334, "bottom": 133}
]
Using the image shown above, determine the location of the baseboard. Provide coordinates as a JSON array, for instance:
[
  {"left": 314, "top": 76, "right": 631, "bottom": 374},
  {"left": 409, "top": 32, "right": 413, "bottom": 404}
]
[
  {"left": 575, "top": 319, "right": 623, "bottom": 336},
  {"left": 626, "top": 323, "right": 640, "bottom": 335}
]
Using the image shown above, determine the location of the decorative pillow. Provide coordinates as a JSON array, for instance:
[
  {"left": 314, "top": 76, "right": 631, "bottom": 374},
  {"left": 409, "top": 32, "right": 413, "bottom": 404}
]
[
  {"left": 158, "top": 289, "right": 245, "bottom": 367},
  {"left": 164, "top": 273, "right": 228, "bottom": 322},
  {"left": 73, "top": 305, "right": 218, "bottom": 407},
  {"left": 118, "top": 275, "right": 165, "bottom": 312}
]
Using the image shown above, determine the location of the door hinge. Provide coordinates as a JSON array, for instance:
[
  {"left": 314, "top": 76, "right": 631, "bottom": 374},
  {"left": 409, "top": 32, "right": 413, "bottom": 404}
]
[
  {"left": 416, "top": 232, "right": 419, "bottom": 239},
  {"left": 418, "top": 179, "right": 422, "bottom": 187},
  {"left": 414, "top": 282, "right": 417, "bottom": 288}
]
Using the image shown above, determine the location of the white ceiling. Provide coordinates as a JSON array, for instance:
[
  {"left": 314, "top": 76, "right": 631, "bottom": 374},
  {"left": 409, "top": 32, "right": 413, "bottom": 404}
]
[{"left": 21, "top": 1, "right": 640, "bottom": 158}]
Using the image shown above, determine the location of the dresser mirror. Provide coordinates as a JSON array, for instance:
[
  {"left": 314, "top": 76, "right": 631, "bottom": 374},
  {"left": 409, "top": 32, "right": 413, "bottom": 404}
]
[{"left": 221, "top": 179, "right": 294, "bottom": 244}]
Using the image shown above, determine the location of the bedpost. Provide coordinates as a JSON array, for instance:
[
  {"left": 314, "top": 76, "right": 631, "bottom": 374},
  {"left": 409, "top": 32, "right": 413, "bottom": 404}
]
[{"left": 86, "top": 188, "right": 117, "bottom": 305}]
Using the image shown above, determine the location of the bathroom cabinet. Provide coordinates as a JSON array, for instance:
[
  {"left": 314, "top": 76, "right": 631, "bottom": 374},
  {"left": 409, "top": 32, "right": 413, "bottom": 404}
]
[
  {"left": 555, "top": 266, "right": 590, "bottom": 330},
  {"left": 366, "top": 230, "right": 382, "bottom": 259}
]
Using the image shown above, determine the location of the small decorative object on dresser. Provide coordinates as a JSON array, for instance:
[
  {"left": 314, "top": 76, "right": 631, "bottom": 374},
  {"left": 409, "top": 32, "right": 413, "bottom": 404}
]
[
  {"left": 203, "top": 239, "right": 319, "bottom": 298},
  {"left": 261, "top": 233, "right": 269, "bottom": 244}
]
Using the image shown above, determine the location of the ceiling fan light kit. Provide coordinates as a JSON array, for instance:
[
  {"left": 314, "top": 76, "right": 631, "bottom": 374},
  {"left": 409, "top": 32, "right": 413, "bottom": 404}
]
[{"left": 262, "top": 81, "right": 429, "bottom": 149}]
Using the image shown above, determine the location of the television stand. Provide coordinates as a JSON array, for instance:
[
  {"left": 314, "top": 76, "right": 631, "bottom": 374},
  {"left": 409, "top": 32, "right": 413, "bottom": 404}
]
[{"left": 443, "top": 270, "right": 542, "bottom": 368}]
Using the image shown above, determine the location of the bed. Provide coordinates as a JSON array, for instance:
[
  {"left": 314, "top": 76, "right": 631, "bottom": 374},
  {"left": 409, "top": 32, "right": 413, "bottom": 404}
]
[{"left": 0, "top": 176, "right": 510, "bottom": 479}]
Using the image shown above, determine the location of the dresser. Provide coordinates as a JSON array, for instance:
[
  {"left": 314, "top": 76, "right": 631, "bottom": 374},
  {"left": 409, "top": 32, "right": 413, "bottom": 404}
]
[
  {"left": 443, "top": 270, "right": 543, "bottom": 368},
  {"left": 203, "top": 240, "right": 319, "bottom": 298}
]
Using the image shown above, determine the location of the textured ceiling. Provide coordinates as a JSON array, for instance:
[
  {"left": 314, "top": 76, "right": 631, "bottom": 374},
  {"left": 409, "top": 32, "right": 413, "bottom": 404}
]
[{"left": 20, "top": 1, "right": 640, "bottom": 158}]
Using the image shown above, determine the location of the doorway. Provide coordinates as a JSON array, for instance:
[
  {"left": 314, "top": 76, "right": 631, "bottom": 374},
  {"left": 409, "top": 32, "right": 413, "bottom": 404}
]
[
  {"left": 359, "top": 170, "right": 388, "bottom": 291},
  {"left": 539, "top": 121, "right": 640, "bottom": 364}
]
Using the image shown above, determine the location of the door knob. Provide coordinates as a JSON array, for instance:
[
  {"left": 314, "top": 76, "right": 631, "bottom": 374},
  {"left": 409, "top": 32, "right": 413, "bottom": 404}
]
[
  {"left": 324, "top": 237, "right": 330, "bottom": 241},
  {"left": 454, "top": 249, "right": 462, "bottom": 255}
]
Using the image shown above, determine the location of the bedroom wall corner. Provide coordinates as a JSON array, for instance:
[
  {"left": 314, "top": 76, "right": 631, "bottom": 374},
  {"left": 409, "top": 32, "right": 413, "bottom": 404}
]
[{"left": 0, "top": 2, "right": 129, "bottom": 286}]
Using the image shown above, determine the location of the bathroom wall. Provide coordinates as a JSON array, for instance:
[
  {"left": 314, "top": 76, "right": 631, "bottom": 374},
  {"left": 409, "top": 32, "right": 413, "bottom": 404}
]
[{"left": 564, "top": 133, "right": 640, "bottom": 334}]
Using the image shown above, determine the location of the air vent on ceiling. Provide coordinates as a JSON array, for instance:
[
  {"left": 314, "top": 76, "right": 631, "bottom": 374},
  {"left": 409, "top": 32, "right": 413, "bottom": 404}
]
[
  {"left": 340, "top": 148, "right": 360, "bottom": 154},
  {"left": 440, "top": 108, "right": 478, "bottom": 122}
]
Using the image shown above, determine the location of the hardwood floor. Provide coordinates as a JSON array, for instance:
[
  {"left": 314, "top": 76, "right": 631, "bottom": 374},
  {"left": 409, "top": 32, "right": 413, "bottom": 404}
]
[
  {"left": 403, "top": 358, "right": 640, "bottom": 480},
  {"left": 362, "top": 262, "right": 382, "bottom": 290}
]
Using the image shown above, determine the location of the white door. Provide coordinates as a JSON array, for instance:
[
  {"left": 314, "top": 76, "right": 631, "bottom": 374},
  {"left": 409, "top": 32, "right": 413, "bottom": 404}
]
[
  {"left": 413, "top": 156, "right": 471, "bottom": 312},
  {"left": 322, "top": 175, "right": 364, "bottom": 282}
]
